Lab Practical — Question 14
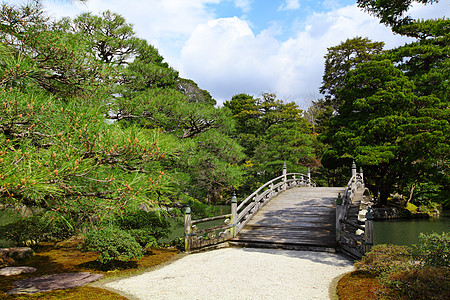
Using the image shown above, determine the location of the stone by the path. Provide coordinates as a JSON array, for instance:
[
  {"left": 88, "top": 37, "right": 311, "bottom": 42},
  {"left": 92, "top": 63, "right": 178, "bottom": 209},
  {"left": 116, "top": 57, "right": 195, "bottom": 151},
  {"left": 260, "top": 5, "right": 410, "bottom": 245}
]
[
  {"left": 0, "top": 247, "right": 34, "bottom": 266},
  {"left": 0, "top": 266, "right": 37, "bottom": 276},
  {"left": 7, "top": 272, "right": 104, "bottom": 294}
]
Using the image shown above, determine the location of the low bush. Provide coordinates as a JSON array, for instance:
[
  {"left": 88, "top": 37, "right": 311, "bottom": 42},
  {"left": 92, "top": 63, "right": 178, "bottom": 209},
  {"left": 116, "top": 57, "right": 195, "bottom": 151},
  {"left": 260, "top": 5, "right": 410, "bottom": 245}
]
[
  {"left": 355, "top": 234, "right": 450, "bottom": 300},
  {"left": 115, "top": 210, "right": 171, "bottom": 240},
  {"left": 415, "top": 232, "right": 450, "bottom": 268},
  {"left": 0, "top": 212, "right": 74, "bottom": 247},
  {"left": 382, "top": 266, "right": 450, "bottom": 300},
  {"left": 81, "top": 227, "right": 143, "bottom": 265},
  {"left": 127, "top": 229, "right": 158, "bottom": 249},
  {"left": 354, "top": 244, "right": 413, "bottom": 276}
]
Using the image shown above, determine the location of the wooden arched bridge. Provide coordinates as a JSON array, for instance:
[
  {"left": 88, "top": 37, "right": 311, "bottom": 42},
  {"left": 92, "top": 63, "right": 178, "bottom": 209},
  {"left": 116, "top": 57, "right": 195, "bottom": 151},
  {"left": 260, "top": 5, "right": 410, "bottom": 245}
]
[{"left": 184, "top": 163, "right": 373, "bottom": 259}]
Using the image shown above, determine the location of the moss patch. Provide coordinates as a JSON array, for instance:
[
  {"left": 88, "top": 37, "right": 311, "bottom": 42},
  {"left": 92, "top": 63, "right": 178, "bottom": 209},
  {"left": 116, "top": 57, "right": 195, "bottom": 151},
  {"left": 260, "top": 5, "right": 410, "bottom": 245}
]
[
  {"left": 0, "top": 242, "right": 179, "bottom": 299},
  {"left": 336, "top": 271, "right": 385, "bottom": 300}
]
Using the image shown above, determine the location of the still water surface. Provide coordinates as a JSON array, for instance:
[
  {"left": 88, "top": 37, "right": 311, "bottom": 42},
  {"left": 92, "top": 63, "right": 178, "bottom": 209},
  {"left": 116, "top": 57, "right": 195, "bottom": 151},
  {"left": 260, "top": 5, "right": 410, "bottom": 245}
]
[{"left": 373, "top": 210, "right": 450, "bottom": 246}]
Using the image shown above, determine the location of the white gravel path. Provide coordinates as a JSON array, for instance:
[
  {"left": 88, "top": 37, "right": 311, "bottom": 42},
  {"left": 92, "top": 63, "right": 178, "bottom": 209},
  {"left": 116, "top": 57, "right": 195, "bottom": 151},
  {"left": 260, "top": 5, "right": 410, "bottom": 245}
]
[{"left": 105, "top": 247, "right": 354, "bottom": 300}]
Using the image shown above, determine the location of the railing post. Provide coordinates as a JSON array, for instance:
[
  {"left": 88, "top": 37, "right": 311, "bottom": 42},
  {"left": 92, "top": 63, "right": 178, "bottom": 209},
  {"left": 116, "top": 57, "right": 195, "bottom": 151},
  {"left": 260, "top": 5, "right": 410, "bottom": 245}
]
[
  {"left": 282, "top": 162, "right": 287, "bottom": 190},
  {"left": 231, "top": 191, "right": 238, "bottom": 237},
  {"left": 336, "top": 193, "right": 343, "bottom": 243},
  {"left": 270, "top": 182, "right": 274, "bottom": 196},
  {"left": 364, "top": 207, "right": 374, "bottom": 254},
  {"left": 352, "top": 161, "right": 357, "bottom": 178},
  {"left": 360, "top": 167, "right": 364, "bottom": 182},
  {"left": 307, "top": 167, "right": 311, "bottom": 186},
  {"left": 184, "top": 205, "right": 192, "bottom": 253}
]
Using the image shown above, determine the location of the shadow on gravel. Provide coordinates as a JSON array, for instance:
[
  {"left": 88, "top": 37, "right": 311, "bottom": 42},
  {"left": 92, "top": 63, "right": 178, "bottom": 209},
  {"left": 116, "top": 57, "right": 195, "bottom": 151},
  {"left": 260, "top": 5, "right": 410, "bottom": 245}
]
[{"left": 239, "top": 247, "right": 354, "bottom": 267}]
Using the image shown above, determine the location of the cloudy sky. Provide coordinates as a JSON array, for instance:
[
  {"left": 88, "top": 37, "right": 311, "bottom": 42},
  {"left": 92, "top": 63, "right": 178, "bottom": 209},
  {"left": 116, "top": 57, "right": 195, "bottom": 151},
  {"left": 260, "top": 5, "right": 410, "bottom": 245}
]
[{"left": 39, "top": 0, "right": 449, "bottom": 107}]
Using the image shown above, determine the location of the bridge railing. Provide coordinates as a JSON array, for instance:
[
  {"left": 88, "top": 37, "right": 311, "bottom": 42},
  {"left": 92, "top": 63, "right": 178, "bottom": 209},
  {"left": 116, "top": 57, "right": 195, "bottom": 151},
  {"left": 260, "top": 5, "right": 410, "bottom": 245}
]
[
  {"left": 184, "top": 164, "right": 315, "bottom": 252},
  {"left": 336, "top": 162, "right": 373, "bottom": 259},
  {"left": 236, "top": 171, "right": 315, "bottom": 233}
]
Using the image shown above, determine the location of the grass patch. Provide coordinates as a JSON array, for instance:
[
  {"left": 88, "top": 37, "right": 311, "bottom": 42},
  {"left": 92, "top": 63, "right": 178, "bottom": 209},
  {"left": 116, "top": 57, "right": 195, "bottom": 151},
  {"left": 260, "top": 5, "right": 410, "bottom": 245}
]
[{"left": 0, "top": 242, "right": 179, "bottom": 299}]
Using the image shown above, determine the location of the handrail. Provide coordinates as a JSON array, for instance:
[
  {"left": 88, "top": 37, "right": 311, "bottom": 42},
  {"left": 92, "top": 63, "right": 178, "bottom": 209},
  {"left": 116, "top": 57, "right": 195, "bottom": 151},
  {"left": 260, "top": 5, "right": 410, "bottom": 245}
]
[
  {"left": 183, "top": 166, "right": 314, "bottom": 252},
  {"left": 236, "top": 172, "right": 314, "bottom": 233},
  {"left": 336, "top": 163, "right": 373, "bottom": 259}
]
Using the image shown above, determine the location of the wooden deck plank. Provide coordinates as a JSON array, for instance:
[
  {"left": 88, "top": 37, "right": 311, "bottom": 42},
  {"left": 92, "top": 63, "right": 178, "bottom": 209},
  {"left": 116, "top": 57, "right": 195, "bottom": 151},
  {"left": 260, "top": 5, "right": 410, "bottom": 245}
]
[{"left": 232, "top": 187, "right": 345, "bottom": 250}]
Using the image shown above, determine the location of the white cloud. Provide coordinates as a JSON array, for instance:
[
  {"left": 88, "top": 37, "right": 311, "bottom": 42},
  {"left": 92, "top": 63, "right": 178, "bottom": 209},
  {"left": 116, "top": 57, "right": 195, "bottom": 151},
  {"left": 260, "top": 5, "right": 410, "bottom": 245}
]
[
  {"left": 181, "top": 4, "right": 414, "bottom": 106},
  {"left": 409, "top": 1, "right": 450, "bottom": 20},
  {"left": 181, "top": 17, "right": 280, "bottom": 98},
  {"left": 39, "top": 0, "right": 449, "bottom": 107},
  {"left": 278, "top": 0, "right": 301, "bottom": 11},
  {"left": 43, "top": 0, "right": 221, "bottom": 69},
  {"left": 234, "top": 0, "right": 253, "bottom": 13}
]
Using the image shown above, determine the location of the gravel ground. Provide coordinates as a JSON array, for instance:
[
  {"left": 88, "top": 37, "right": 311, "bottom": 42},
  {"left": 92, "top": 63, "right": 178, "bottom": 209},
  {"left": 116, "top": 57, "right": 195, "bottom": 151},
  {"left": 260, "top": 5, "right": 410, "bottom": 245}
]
[{"left": 105, "top": 247, "right": 354, "bottom": 300}]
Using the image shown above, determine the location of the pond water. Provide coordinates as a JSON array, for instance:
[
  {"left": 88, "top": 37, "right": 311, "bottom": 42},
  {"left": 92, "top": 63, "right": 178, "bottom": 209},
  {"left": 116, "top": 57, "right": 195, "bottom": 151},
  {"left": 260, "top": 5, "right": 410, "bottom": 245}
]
[
  {"left": 373, "top": 210, "right": 450, "bottom": 247},
  {"left": 164, "top": 205, "right": 232, "bottom": 241}
]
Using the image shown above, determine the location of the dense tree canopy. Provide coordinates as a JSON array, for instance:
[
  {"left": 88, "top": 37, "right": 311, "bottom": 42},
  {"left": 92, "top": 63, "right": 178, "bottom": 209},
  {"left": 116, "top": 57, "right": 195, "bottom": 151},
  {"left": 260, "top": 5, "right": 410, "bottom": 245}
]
[
  {"left": 0, "top": 1, "right": 244, "bottom": 239},
  {"left": 320, "top": 37, "right": 385, "bottom": 110},
  {"left": 357, "top": 0, "right": 441, "bottom": 28},
  {"left": 323, "top": 59, "right": 448, "bottom": 203},
  {"left": 322, "top": 1, "right": 449, "bottom": 206},
  {"left": 224, "top": 93, "right": 318, "bottom": 191}
]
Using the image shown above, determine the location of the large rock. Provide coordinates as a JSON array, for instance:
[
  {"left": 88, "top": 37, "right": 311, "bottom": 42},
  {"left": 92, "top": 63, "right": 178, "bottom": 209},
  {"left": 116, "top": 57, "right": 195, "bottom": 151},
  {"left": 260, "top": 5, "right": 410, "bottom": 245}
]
[
  {"left": 7, "top": 272, "right": 104, "bottom": 294},
  {"left": 0, "top": 266, "right": 37, "bottom": 276},
  {"left": 0, "top": 247, "right": 34, "bottom": 266},
  {"left": 55, "top": 235, "right": 85, "bottom": 249}
]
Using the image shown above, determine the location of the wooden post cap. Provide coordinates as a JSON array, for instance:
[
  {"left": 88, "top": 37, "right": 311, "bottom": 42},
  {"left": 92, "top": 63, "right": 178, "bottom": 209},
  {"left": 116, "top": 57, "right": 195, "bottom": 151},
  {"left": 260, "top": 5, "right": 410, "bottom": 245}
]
[{"left": 231, "top": 191, "right": 237, "bottom": 203}]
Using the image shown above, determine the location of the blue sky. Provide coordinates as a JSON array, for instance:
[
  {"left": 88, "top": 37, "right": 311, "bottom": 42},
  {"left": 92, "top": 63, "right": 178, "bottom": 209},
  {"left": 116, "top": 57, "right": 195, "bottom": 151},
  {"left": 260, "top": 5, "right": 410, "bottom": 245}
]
[{"left": 35, "top": 0, "right": 450, "bottom": 106}]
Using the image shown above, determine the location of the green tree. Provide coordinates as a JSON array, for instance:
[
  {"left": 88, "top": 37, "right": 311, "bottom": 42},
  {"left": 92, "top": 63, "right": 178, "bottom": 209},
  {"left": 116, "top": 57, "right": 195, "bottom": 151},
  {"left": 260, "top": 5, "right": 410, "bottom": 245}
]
[
  {"left": 323, "top": 59, "right": 448, "bottom": 205},
  {"left": 321, "top": 0, "right": 449, "bottom": 206},
  {"left": 0, "top": 1, "right": 244, "bottom": 245},
  {"left": 225, "top": 93, "right": 317, "bottom": 191},
  {"left": 61, "top": 9, "right": 244, "bottom": 203},
  {"left": 320, "top": 37, "right": 384, "bottom": 110},
  {"left": 357, "top": 0, "right": 440, "bottom": 28}
]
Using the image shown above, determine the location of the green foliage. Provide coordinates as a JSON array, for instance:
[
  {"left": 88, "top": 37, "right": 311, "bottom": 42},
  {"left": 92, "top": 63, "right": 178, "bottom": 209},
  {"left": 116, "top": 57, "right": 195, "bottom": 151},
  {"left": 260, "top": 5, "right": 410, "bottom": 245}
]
[
  {"left": 115, "top": 210, "right": 171, "bottom": 241},
  {"left": 355, "top": 237, "right": 450, "bottom": 299},
  {"left": 304, "top": 98, "right": 334, "bottom": 134},
  {"left": 320, "top": 36, "right": 384, "bottom": 110},
  {"left": 357, "top": 0, "right": 439, "bottom": 28},
  {"left": 81, "top": 227, "right": 143, "bottom": 265},
  {"left": 126, "top": 229, "right": 158, "bottom": 249},
  {"left": 354, "top": 244, "right": 413, "bottom": 276},
  {"left": 0, "top": 1, "right": 244, "bottom": 257},
  {"left": 382, "top": 266, "right": 450, "bottom": 300},
  {"left": 224, "top": 92, "right": 318, "bottom": 194},
  {"left": 176, "top": 78, "right": 216, "bottom": 105},
  {"left": 415, "top": 232, "right": 450, "bottom": 268},
  {"left": 0, "top": 212, "right": 74, "bottom": 247},
  {"left": 319, "top": 2, "right": 448, "bottom": 206},
  {"left": 323, "top": 56, "right": 449, "bottom": 203}
]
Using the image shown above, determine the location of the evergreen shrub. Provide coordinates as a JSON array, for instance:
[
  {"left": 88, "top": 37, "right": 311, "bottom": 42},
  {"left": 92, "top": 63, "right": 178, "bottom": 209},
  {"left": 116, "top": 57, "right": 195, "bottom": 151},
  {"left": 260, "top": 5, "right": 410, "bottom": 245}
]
[
  {"left": 81, "top": 227, "right": 143, "bottom": 264},
  {"left": 382, "top": 266, "right": 450, "bottom": 300},
  {"left": 354, "top": 244, "right": 413, "bottom": 276},
  {"left": 415, "top": 232, "right": 450, "bottom": 268},
  {"left": 0, "top": 213, "right": 74, "bottom": 247},
  {"left": 115, "top": 210, "right": 171, "bottom": 241},
  {"left": 355, "top": 234, "right": 450, "bottom": 299}
]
